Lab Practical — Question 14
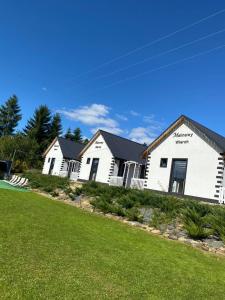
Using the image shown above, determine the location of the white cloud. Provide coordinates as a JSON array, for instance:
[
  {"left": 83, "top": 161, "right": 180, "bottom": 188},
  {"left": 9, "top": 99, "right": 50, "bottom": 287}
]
[
  {"left": 143, "top": 114, "right": 164, "bottom": 130},
  {"left": 116, "top": 114, "right": 128, "bottom": 121},
  {"left": 128, "top": 127, "right": 157, "bottom": 144},
  {"left": 90, "top": 126, "right": 123, "bottom": 135},
  {"left": 58, "top": 103, "right": 123, "bottom": 135},
  {"left": 130, "top": 110, "right": 140, "bottom": 117}
]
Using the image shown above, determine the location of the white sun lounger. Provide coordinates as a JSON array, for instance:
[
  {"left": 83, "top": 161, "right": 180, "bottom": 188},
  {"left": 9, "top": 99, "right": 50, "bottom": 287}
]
[
  {"left": 12, "top": 177, "right": 25, "bottom": 187},
  {"left": 9, "top": 175, "right": 17, "bottom": 183},
  {"left": 10, "top": 176, "right": 22, "bottom": 185},
  {"left": 20, "top": 179, "right": 28, "bottom": 187}
]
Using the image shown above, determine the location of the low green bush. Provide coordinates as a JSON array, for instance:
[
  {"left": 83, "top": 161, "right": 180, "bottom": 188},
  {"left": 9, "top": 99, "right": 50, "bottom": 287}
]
[
  {"left": 80, "top": 182, "right": 225, "bottom": 242},
  {"left": 24, "top": 171, "right": 70, "bottom": 194},
  {"left": 149, "top": 208, "right": 174, "bottom": 230},
  {"left": 208, "top": 207, "right": 225, "bottom": 242},
  {"left": 126, "top": 207, "right": 143, "bottom": 223},
  {"left": 182, "top": 208, "right": 212, "bottom": 240}
]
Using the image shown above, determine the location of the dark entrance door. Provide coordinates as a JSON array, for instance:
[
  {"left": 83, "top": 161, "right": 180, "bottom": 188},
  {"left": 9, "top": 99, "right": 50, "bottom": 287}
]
[
  {"left": 89, "top": 158, "right": 99, "bottom": 181},
  {"left": 48, "top": 158, "right": 55, "bottom": 175},
  {"left": 169, "top": 159, "right": 187, "bottom": 195}
]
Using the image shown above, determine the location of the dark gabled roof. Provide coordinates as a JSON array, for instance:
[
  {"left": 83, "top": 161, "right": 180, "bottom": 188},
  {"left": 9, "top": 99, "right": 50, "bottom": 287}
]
[
  {"left": 144, "top": 115, "right": 225, "bottom": 156},
  {"left": 99, "top": 130, "right": 147, "bottom": 164},
  {"left": 184, "top": 115, "right": 225, "bottom": 152},
  {"left": 58, "top": 137, "right": 85, "bottom": 160}
]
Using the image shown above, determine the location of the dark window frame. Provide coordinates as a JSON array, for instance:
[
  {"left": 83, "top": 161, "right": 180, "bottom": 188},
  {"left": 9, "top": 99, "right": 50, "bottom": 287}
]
[
  {"left": 86, "top": 158, "right": 91, "bottom": 164},
  {"left": 160, "top": 158, "right": 168, "bottom": 168}
]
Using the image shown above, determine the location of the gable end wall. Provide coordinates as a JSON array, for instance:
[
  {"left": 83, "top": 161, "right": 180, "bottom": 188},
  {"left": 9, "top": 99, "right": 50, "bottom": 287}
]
[{"left": 145, "top": 123, "right": 222, "bottom": 200}]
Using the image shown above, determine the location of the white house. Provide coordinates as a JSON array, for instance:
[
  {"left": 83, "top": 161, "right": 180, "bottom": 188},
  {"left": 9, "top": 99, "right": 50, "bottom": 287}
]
[
  {"left": 42, "top": 137, "right": 85, "bottom": 181},
  {"left": 78, "top": 130, "right": 147, "bottom": 188},
  {"left": 143, "top": 115, "right": 225, "bottom": 203}
]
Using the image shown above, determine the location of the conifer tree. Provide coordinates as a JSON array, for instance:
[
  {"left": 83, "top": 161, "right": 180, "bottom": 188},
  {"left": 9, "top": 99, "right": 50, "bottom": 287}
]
[
  {"left": 65, "top": 128, "right": 73, "bottom": 140},
  {"left": 72, "top": 127, "right": 82, "bottom": 143},
  {"left": 24, "top": 105, "right": 51, "bottom": 152},
  {"left": 49, "top": 113, "right": 62, "bottom": 140},
  {"left": 0, "top": 95, "right": 22, "bottom": 136}
]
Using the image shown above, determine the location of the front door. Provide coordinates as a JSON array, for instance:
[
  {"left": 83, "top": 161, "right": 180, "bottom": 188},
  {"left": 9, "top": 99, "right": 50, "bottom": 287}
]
[
  {"left": 169, "top": 159, "right": 187, "bottom": 195},
  {"left": 89, "top": 158, "right": 99, "bottom": 181},
  {"left": 49, "top": 158, "right": 55, "bottom": 175},
  {"left": 68, "top": 161, "right": 74, "bottom": 178}
]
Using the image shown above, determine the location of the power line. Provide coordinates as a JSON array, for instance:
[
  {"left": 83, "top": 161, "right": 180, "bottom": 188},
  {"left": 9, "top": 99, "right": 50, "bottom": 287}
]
[
  {"left": 71, "top": 7, "right": 225, "bottom": 79},
  {"left": 78, "top": 27, "right": 225, "bottom": 83},
  {"left": 96, "top": 43, "right": 225, "bottom": 90}
]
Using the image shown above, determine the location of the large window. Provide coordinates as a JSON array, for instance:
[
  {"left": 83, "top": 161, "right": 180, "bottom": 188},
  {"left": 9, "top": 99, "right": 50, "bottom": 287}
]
[{"left": 160, "top": 158, "right": 168, "bottom": 168}]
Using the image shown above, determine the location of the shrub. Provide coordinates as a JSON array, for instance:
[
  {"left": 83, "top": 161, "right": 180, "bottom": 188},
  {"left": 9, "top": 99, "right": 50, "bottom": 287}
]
[
  {"left": 184, "top": 222, "right": 211, "bottom": 240},
  {"left": 117, "top": 194, "right": 137, "bottom": 209},
  {"left": 149, "top": 208, "right": 174, "bottom": 230},
  {"left": 208, "top": 208, "right": 225, "bottom": 242},
  {"left": 126, "top": 207, "right": 143, "bottom": 223},
  {"left": 24, "top": 171, "right": 70, "bottom": 194},
  {"left": 182, "top": 208, "right": 211, "bottom": 239}
]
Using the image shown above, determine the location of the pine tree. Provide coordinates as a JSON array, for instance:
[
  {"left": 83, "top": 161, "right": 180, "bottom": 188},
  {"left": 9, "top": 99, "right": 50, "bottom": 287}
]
[
  {"left": 65, "top": 128, "right": 73, "bottom": 140},
  {"left": 0, "top": 95, "right": 22, "bottom": 136},
  {"left": 24, "top": 105, "right": 51, "bottom": 152},
  {"left": 83, "top": 138, "right": 89, "bottom": 145},
  {"left": 49, "top": 113, "right": 62, "bottom": 140},
  {"left": 72, "top": 127, "right": 82, "bottom": 143}
]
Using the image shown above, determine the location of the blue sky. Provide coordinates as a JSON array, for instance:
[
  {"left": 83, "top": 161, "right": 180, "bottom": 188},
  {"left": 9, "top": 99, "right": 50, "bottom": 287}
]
[{"left": 1, "top": 0, "right": 225, "bottom": 143}]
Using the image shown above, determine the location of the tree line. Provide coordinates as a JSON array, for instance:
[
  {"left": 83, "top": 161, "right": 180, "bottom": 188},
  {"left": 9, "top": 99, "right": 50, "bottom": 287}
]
[{"left": 0, "top": 95, "right": 88, "bottom": 172}]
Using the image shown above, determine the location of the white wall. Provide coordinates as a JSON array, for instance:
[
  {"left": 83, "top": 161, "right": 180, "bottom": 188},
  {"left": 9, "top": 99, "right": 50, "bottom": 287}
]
[
  {"left": 145, "top": 123, "right": 221, "bottom": 200},
  {"left": 42, "top": 139, "right": 64, "bottom": 176},
  {"left": 78, "top": 134, "right": 113, "bottom": 184}
]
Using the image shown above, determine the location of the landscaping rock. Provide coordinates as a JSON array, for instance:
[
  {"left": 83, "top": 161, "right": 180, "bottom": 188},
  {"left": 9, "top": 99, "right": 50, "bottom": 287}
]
[
  {"left": 139, "top": 208, "right": 153, "bottom": 223},
  {"left": 178, "top": 236, "right": 187, "bottom": 242},
  {"left": 203, "top": 239, "right": 224, "bottom": 249},
  {"left": 163, "top": 233, "right": 170, "bottom": 238},
  {"left": 201, "top": 244, "right": 209, "bottom": 251},
  {"left": 151, "top": 229, "right": 161, "bottom": 234},
  {"left": 167, "top": 224, "right": 176, "bottom": 231},
  {"left": 176, "top": 230, "right": 187, "bottom": 238},
  {"left": 215, "top": 248, "right": 225, "bottom": 255},
  {"left": 159, "top": 224, "right": 167, "bottom": 233},
  {"left": 169, "top": 234, "right": 178, "bottom": 240}
]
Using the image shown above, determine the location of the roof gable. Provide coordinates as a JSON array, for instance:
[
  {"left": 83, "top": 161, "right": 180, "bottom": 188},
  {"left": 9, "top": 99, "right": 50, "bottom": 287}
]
[
  {"left": 80, "top": 130, "right": 147, "bottom": 164},
  {"left": 143, "top": 115, "right": 225, "bottom": 157},
  {"left": 44, "top": 137, "right": 85, "bottom": 160}
]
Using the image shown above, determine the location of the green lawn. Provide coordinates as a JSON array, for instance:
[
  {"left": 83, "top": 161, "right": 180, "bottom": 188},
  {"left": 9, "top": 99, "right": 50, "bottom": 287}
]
[{"left": 1, "top": 190, "right": 225, "bottom": 299}]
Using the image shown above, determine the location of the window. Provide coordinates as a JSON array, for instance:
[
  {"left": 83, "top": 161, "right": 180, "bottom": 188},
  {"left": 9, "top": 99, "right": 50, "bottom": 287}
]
[
  {"left": 160, "top": 158, "right": 168, "bottom": 168},
  {"left": 86, "top": 158, "right": 91, "bottom": 164},
  {"left": 48, "top": 158, "right": 51, "bottom": 163}
]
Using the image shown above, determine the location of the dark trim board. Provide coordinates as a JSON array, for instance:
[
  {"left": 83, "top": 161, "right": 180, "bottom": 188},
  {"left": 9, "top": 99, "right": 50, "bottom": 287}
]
[{"left": 143, "top": 188, "right": 219, "bottom": 204}]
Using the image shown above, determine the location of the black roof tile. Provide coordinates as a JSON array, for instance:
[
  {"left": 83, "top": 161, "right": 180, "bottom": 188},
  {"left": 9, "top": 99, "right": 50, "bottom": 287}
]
[
  {"left": 99, "top": 130, "right": 147, "bottom": 164},
  {"left": 184, "top": 115, "right": 225, "bottom": 152},
  {"left": 58, "top": 137, "right": 85, "bottom": 160}
]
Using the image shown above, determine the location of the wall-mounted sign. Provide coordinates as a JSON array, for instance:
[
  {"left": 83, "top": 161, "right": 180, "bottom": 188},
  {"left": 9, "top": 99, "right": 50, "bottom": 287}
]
[
  {"left": 173, "top": 132, "right": 193, "bottom": 144},
  {"left": 173, "top": 132, "right": 193, "bottom": 138},
  {"left": 95, "top": 141, "right": 103, "bottom": 149}
]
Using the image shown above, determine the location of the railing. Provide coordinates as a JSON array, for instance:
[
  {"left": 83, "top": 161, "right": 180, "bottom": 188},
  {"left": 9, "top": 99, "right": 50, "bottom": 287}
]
[
  {"left": 130, "top": 178, "right": 145, "bottom": 190},
  {"left": 59, "top": 171, "right": 79, "bottom": 181},
  {"left": 69, "top": 172, "right": 79, "bottom": 181},
  {"left": 219, "top": 187, "right": 225, "bottom": 204},
  {"left": 109, "top": 176, "right": 124, "bottom": 187}
]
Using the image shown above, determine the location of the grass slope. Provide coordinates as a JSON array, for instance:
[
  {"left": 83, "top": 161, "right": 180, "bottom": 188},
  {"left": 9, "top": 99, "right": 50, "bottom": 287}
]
[{"left": 1, "top": 190, "right": 225, "bottom": 299}]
